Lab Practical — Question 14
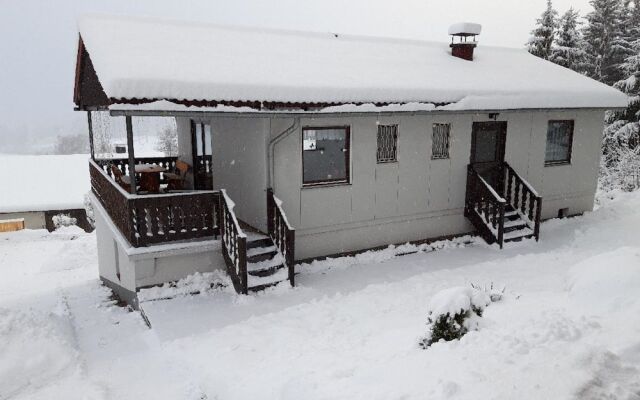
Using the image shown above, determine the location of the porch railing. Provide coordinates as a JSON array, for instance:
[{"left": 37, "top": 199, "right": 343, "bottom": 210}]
[
  {"left": 464, "top": 165, "right": 506, "bottom": 248},
  {"left": 89, "top": 159, "right": 218, "bottom": 247},
  {"left": 267, "top": 188, "right": 295, "bottom": 286},
  {"left": 218, "top": 189, "right": 248, "bottom": 294},
  {"left": 94, "top": 157, "right": 178, "bottom": 185},
  {"left": 503, "top": 163, "right": 542, "bottom": 241}
]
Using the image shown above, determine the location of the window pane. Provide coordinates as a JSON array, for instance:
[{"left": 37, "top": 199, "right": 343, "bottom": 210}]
[
  {"left": 377, "top": 124, "right": 398, "bottom": 163},
  {"left": 432, "top": 123, "right": 450, "bottom": 159},
  {"left": 545, "top": 121, "right": 573, "bottom": 164},
  {"left": 193, "top": 123, "right": 201, "bottom": 156},
  {"left": 204, "top": 124, "right": 212, "bottom": 156},
  {"left": 303, "top": 128, "right": 349, "bottom": 184}
]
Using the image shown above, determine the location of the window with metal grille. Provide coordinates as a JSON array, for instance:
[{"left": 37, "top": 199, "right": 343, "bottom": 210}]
[
  {"left": 432, "top": 123, "right": 451, "bottom": 159},
  {"left": 545, "top": 120, "right": 574, "bottom": 166},
  {"left": 376, "top": 124, "right": 398, "bottom": 163}
]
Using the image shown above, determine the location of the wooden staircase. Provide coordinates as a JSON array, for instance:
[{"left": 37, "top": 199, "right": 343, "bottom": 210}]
[
  {"left": 465, "top": 162, "right": 542, "bottom": 248},
  {"left": 245, "top": 233, "right": 290, "bottom": 292},
  {"left": 217, "top": 189, "right": 295, "bottom": 294}
]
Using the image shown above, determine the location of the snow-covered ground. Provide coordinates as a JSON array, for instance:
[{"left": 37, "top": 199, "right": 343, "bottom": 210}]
[{"left": 1, "top": 191, "right": 640, "bottom": 400}]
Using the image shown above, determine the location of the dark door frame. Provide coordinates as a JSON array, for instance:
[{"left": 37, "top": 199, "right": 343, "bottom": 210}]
[
  {"left": 190, "top": 120, "right": 213, "bottom": 190},
  {"left": 470, "top": 121, "right": 507, "bottom": 189}
]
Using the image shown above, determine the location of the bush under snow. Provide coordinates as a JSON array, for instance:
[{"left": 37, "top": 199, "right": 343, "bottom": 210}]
[
  {"left": 52, "top": 213, "right": 77, "bottom": 229},
  {"left": 420, "top": 287, "right": 492, "bottom": 348}
]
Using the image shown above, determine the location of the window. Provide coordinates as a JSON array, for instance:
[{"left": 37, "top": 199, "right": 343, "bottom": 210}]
[
  {"left": 376, "top": 124, "right": 398, "bottom": 163},
  {"left": 432, "top": 123, "right": 451, "bottom": 159},
  {"left": 302, "top": 127, "right": 350, "bottom": 186},
  {"left": 545, "top": 120, "right": 574, "bottom": 166}
]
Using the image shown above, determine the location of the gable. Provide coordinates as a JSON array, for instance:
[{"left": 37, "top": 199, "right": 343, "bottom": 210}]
[{"left": 73, "top": 37, "right": 110, "bottom": 110}]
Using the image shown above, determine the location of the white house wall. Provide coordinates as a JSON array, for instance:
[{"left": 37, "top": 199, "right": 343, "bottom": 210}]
[
  {"left": 209, "top": 116, "right": 269, "bottom": 231},
  {"left": 91, "top": 194, "right": 225, "bottom": 302},
  {"left": 270, "top": 110, "right": 605, "bottom": 260}
]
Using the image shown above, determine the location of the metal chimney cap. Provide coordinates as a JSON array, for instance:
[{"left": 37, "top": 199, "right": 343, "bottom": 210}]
[{"left": 448, "top": 22, "right": 482, "bottom": 36}]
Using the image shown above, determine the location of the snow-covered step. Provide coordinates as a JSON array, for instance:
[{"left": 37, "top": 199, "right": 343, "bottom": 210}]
[
  {"left": 247, "top": 267, "right": 289, "bottom": 291},
  {"left": 247, "top": 245, "right": 278, "bottom": 263},
  {"left": 247, "top": 253, "right": 285, "bottom": 271},
  {"left": 504, "top": 210, "right": 520, "bottom": 218},
  {"left": 503, "top": 219, "right": 527, "bottom": 228},
  {"left": 247, "top": 245, "right": 277, "bottom": 257},
  {"left": 503, "top": 227, "right": 534, "bottom": 242}
]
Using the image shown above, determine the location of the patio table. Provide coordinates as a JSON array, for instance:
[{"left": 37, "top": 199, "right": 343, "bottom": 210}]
[{"left": 135, "top": 164, "right": 167, "bottom": 193}]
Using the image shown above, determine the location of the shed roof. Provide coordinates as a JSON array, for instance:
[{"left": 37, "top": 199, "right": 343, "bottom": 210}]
[
  {"left": 75, "top": 14, "right": 628, "bottom": 112},
  {"left": 0, "top": 155, "right": 90, "bottom": 213}
]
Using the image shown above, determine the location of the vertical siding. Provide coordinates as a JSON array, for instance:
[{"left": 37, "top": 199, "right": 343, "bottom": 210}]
[
  {"left": 210, "top": 116, "right": 270, "bottom": 231},
  {"left": 266, "top": 110, "right": 605, "bottom": 259}
]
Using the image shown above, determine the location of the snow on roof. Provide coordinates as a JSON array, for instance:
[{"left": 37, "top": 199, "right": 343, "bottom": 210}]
[
  {"left": 0, "top": 155, "right": 90, "bottom": 213},
  {"left": 448, "top": 22, "right": 482, "bottom": 36},
  {"left": 78, "top": 14, "right": 628, "bottom": 112}
]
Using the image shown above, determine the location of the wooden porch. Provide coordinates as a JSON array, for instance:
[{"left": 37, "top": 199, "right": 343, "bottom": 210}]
[{"left": 89, "top": 156, "right": 296, "bottom": 293}]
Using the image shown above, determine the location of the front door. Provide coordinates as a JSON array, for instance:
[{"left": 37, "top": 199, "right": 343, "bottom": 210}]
[{"left": 470, "top": 121, "right": 507, "bottom": 190}]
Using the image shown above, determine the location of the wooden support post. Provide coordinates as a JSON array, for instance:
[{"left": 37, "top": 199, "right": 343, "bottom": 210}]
[
  {"left": 125, "top": 115, "right": 137, "bottom": 194},
  {"left": 190, "top": 121, "right": 199, "bottom": 189},
  {"left": 87, "top": 111, "right": 95, "bottom": 160}
]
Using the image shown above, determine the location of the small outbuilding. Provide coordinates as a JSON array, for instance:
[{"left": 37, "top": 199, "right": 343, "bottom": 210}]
[{"left": 0, "top": 154, "right": 93, "bottom": 232}]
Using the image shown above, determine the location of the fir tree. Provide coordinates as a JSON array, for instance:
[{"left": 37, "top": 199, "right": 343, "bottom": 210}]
[
  {"left": 550, "top": 8, "right": 586, "bottom": 71},
  {"left": 609, "top": 33, "right": 640, "bottom": 147},
  {"left": 582, "top": 0, "right": 628, "bottom": 85},
  {"left": 602, "top": 1, "right": 640, "bottom": 190},
  {"left": 527, "top": 0, "right": 559, "bottom": 60}
]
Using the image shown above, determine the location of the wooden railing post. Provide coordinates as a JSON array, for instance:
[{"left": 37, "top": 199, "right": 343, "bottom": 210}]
[
  {"left": 534, "top": 196, "right": 542, "bottom": 241},
  {"left": 497, "top": 203, "right": 505, "bottom": 249},
  {"left": 267, "top": 188, "right": 275, "bottom": 235},
  {"left": 287, "top": 229, "right": 295, "bottom": 286},
  {"left": 238, "top": 236, "right": 248, "bottom": 294}
]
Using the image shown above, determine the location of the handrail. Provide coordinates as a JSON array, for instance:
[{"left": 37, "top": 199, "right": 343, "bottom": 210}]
[
  {"left": 503, "top": 162, "right": 542, "bottom": 241},
  {"left": 218, "top": 189, "right": 248, "bottom": 294},
  {"left": 267, "top": 188, "right": 295, "bottom": 286},
  {"left": 465, "top": 165, "right": 506, "bottom": 248}
]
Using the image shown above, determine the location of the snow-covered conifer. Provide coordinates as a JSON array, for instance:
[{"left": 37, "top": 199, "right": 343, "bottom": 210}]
[
  {"left": 583, "top": 0, "right": 628, "bottom": 85},
  {"left": 527, "top": 0, "right": 559, "bottom": 60},
  {"left": 550, "top": 8, "right": 586, "bottom": 71}
]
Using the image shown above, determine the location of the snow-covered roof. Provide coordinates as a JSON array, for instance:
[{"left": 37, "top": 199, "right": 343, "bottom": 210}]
[
  {"left": 0, "top": 155, "right": 90, "bottom": 213},
  {"left": 77, "top": 14, "right": 628, "bottom": 112}
]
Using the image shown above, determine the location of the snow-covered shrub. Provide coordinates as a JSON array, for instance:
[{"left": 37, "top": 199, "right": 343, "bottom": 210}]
[
  {"left": 83, "top": 192, "right": 95, "bottom": 229},
  {"left": 419, "top": 287, "right": 491, "bottom": 348},
  {"left": 52, "top": 214, "right": 77, "bottom": 229},
  {"left": 599, "top": 140, "right": 640, "bottom": 192},
  {"left": 470, "top": 282, "right": 506, "bottom": 303}
]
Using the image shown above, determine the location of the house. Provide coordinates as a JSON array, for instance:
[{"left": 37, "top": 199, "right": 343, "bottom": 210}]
[
  {"left": 73, "top": 15, "right": 627, "bottom": 306},
  {"left": 0, "top": 154, "right": 93, "bottom": 232}
]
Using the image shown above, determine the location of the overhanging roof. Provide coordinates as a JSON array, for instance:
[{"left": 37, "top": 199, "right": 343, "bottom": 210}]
[{"left": 74, "top": 14, "right": 629, "bottom": 113}]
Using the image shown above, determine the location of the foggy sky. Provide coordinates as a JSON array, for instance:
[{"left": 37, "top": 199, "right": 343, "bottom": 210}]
[{"left": 0, "top": 0, "right": 592, "bottom": 153}]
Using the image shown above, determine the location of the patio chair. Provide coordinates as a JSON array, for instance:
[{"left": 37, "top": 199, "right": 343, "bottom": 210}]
[
  {"left": 111, "top": 164, "right": 132, "bottom": 192},
  {"left": 165, "top": 160, "right": 190, "bottom": 191}
]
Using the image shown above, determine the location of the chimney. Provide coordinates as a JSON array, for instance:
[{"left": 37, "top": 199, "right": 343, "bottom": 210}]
[{"left": 449, "top": 23, "right": 482, "bottom": 61}]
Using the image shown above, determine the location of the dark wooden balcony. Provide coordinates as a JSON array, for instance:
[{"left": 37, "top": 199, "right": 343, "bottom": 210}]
[{"left": 89, "top": 158, "right": 219, "bottom": 247}]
